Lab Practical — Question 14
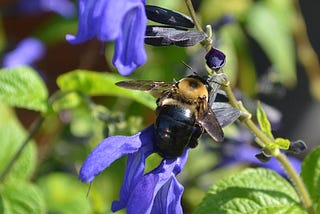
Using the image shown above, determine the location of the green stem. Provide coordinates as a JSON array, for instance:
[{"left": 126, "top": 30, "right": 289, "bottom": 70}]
[
  {"left": 276, "top": 153, "right": 314, "bottom": 213},
  {"left": 184, "top": 1, "right": 314, "bottom": 212},
  {"left": 0, "top": 116, "right": 44, "bottom": 182},
  {"left": 184, "top": 0, "right": 212, "bottom": 51}
]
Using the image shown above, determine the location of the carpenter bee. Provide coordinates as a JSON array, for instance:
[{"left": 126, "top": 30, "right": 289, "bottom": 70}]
[{"left": 116, "top": 75, "right": 224, "bottom": 159}]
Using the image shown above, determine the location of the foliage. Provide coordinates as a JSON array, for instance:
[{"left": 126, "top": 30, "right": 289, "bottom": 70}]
[{"left": 0, "top": 0, "right": 319, "bottom": 213}]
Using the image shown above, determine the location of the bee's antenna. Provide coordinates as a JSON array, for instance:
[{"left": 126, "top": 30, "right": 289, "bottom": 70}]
[{"left": 181, "top": 61, "right": 192, "bottom": 70}]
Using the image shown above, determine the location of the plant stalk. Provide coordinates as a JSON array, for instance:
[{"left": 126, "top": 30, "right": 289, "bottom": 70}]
[
  {"left": 276, "top": 153, "right": 313, "bottom": 213},
  {"left": 184, "top": 0, "right": 212, "bottom": 51}
]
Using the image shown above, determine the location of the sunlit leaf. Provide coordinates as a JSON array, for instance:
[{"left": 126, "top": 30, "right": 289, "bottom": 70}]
[
  {"left": 51, "top": 92, "right": 83, "bottom": 112},
  {"left": 195, "top": 168, "right": 306, "bottom": 213},
  {"left": 256, "top": 101, "right": 273, "bottom": 139},
  {"left": 274, "top": 138, "right": 290, "bottom": 150},
  {"left": 57, "top": 70, "right": 156, "bottom": 109},
  {"left": 0, "top": 66, "right": 48, "bottom": 112},
  {"left": 0, "top": 105, "right": 37, "bottom": 182},
  {"left": 1, "top": 182, "right": 45, "bottom": 214}
]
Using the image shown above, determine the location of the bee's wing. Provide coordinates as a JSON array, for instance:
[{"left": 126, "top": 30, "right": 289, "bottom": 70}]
[
  {"left": 116, "top": 80, "right": 174, "bottom": 98},
  {"left": 197, "top": 104, "right": 224, "bottom": 143}
]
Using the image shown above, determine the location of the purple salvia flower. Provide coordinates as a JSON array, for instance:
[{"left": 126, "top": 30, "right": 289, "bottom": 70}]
[
  {"left": 3, "top": 37, "right": 45, "bottom": 68},
  {"left": 79, "top": 125, "right": 188, "bottom": 213},
  {"left": 66, "top": 0, "right": 147, "bottom": 76}
]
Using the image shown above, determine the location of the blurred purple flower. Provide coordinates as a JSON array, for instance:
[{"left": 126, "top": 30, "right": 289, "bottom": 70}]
[
  {"left": 80, "top": 125, "right": 187, "bottom": 213},
  {"left": 66, "top": 0, "right": 147, "bottom": 76},
  {"left": 3, "top": 37, "right": 45, "bottom": 68},
  {"left": 213, "top": 137, "right": 301, "bottom": 177},
  {"left": 18, "top": 0, "right": 76, "bottom": 17}
]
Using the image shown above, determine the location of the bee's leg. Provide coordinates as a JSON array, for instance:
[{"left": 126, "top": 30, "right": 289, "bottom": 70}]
[
  {"left": 188, "top": 124, "right": 203, "bottom": 148},
  {"left": 208, "top": 73, "right": 229, "bottom": 106}
]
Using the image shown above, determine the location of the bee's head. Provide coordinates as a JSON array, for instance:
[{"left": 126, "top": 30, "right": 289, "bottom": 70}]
[{"left": 176, "top": 77, "right": 209, "bottom": 101}]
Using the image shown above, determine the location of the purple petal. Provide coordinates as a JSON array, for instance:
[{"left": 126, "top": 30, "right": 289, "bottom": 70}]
[
  {"left": 3, "top": 38, "right": 45, "bottom": 68},
  {"left": 79, "top": 129, "right": 145, "bottom": 183},
  {"left": 151, "top": 176, "right": 184, "bottom": 214},
  {"left": 112, "top": 3, "right": 147, "bottom": 75},
  {"left": 66, "top": 0, "right": 145, "bottom": 44},
  {"left": 125, "top": 149, "right": 189, "bottom": 214},
  {"left": 66, "top": 0, "right": 147, "bottom": 75},
  {"left": 112, "top": 125, "right": 155, "bottom": 211}
]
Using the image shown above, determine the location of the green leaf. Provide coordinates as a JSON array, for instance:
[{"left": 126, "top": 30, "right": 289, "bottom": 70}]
[
  {"left": 37, "top": 173, "right": 91, "bottom": 214},
  {"left": 256, "top": 101, "right": 273, "bottom": 139},
  {"left": 246, "top": 3, "right": 296, "bottom": 87},
  {"left": 51, "top": 92, "right": 83, "bottom": 112},
  {"left": 301, "top": 146, "right": 320, "bottom": 202},
  {"left": 57, "top": 70, "right": 156, "bottom": 109},
  {"left": 195, "top": 168, "right": 306, "bottom": 214},
  {"left": 0, "top": 105, "right": 37, "bottom": 181},
  {"left": 274, "top": 137, "right": 290, "bottom": 150},
  {"left": 0, "top": 66, "right": 49, "bottom": 112},
  {"left": 1, "top": 182, "right": 45, "bottom": 214}
]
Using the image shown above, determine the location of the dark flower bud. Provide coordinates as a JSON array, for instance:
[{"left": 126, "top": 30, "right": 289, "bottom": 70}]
[
  {"left": 205, "top": 47, "right": 226, "bottom": 71},
  {"left": 145, "top": 5, "right": 194, "bottom": 28},
  {"left": 288, "top": 140, "right": 307, "bottom": 154},
  {"left": 255, "top": 151, "right": 272, "bottom": 162}
]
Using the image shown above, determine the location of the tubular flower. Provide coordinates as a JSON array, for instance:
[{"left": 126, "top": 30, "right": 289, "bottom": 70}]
[
  {"left": 79, "top": 125, "right": 187, "bottom": 214},
  {"left": 66, "top": 0, "right": 147, "bottom": 76}
]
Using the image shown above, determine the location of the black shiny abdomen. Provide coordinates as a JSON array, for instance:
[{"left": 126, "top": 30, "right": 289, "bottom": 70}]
[{"left": 154, "top": 105, "right": 201, "bottom": 159}]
